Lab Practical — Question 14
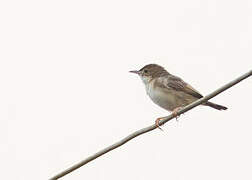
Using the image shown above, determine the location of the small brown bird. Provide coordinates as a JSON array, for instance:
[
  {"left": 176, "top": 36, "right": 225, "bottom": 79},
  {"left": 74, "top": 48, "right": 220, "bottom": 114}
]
[{"left": 130, "top": 64, "right": 227, "bottom": 129}]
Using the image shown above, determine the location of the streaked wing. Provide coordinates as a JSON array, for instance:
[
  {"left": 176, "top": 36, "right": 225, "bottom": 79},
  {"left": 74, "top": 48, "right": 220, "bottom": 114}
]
[{"left": 166, "top": 75, "right": 203, "bottom": 99}]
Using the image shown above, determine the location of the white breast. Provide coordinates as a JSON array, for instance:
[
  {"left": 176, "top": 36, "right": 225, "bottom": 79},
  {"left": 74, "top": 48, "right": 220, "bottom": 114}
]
[{"left": 143, "top": 78, "right": 177, "bottom": 111}]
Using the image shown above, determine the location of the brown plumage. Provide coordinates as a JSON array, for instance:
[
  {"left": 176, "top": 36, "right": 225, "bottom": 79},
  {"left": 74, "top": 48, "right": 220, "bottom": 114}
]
[
  {"left": 130, "top": 64, "right": 227, "bottom": 113},
  {"left": 130, "top": 64, "right": 227, "bottom": 129}
]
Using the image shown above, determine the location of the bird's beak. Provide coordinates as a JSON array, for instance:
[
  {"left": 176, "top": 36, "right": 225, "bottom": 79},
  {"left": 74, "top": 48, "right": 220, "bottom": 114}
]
[{"left": 129, "top": 70, "right": 140, "bottom": 74}]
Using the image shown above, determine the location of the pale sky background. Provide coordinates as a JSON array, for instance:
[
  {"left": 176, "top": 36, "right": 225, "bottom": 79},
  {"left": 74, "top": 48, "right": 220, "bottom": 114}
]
[{"left": 1, "top": 0, "right": 252, "bottom": 179}]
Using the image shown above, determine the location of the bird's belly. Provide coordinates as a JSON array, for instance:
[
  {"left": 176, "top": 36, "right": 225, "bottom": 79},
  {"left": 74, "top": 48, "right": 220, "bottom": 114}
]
[{"left": 148, "top": 87, "right": 195, "bottom": 111}]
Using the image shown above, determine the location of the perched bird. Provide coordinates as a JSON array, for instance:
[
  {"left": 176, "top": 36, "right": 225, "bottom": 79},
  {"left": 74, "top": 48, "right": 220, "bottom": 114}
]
[{"left": 130, "top": 64, "right": 227, "bottom": 129}]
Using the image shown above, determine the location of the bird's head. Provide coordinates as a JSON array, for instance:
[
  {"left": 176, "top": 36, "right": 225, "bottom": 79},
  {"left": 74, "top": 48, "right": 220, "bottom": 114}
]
[{"left": 130, "top": 64, "right": 169, "bottom": 84}]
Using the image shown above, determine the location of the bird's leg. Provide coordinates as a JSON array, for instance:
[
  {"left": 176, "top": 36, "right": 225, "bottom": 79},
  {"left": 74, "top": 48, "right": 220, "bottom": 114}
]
[
  {"left": 155, "top": 117, "right": 164, "bottom": 131},
  {"left": 172, "top": 107, "right": 183, "bottom": 121},
  {"left": 155, "top": 107, "right": 183, "bottom": 130}
]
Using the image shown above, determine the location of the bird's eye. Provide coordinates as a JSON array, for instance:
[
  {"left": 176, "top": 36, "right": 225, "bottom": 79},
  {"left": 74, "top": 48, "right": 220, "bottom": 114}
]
[{"left": 144, "top": 69, "right": 148, "bottom": 73}]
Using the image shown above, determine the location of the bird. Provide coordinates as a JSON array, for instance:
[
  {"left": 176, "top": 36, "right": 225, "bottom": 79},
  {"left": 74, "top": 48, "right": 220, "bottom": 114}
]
[{"left": 130, "top": 64, "right": 227, "bottom": 130}]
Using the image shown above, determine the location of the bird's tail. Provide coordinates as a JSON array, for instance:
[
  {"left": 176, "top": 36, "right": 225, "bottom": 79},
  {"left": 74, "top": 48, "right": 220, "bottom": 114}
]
[{"left": 205, "top": 101, "right": 228, "bottom": 110}]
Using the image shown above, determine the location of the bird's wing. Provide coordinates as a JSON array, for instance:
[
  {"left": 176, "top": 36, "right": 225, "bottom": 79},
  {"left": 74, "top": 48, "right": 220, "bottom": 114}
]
[{"left": 165, "top": 74, "right": 203, "bottom": 99}]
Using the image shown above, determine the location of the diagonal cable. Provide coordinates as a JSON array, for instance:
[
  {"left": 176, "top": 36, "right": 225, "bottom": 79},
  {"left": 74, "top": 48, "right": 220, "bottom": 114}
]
[{"left": 49, "top": 70, "right": 252, "bottom": 180}]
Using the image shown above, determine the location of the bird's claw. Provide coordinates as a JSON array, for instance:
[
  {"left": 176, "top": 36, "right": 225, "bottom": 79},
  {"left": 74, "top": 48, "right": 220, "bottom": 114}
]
[
  {"left": 155, "top": 117, "right": 164, "bottom": 131},
  {"left": 172, "top": 107, "right": 183, "bottom": 122}
]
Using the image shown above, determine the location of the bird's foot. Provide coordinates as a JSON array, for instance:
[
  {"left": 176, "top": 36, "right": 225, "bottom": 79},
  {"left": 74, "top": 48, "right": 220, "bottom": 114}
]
[
  {"left": 172, "top": 107, "right": 183, "bottom": 121},
  {"left": 155, "top": 117, "right": 165, "bottom": 131}
]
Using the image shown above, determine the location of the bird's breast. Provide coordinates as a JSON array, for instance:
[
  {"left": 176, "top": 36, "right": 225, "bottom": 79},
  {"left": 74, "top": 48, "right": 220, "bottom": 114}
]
[{"left": 145, "top": 81, "right": 178, "bottom": 111}]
